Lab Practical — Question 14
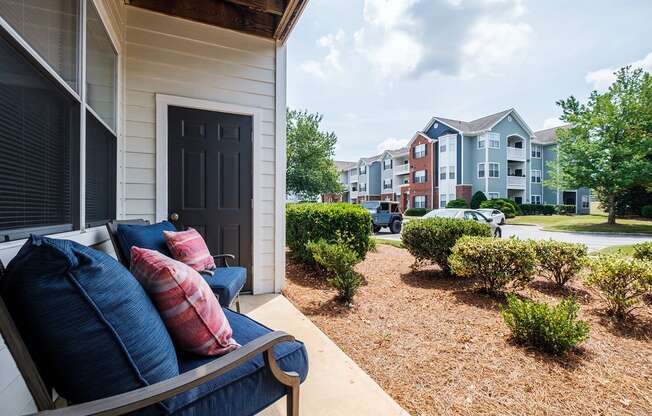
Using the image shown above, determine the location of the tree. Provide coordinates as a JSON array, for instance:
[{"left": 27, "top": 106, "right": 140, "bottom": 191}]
[
  {"left": 470, "top": 191, "right": 487, "bottom": 209},
  {"left": 286, "top": 109, "right": 343, "bottom": 200},
  {"left": 547, "top": 67, "right": 652, "bottom": 224}
]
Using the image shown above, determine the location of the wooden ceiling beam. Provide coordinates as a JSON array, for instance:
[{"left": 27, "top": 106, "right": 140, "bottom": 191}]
[{"left": 222, "top": 0, "right": 286, "bottom": 16}]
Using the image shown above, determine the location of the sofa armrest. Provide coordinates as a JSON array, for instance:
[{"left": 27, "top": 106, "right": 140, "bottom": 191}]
[
  {"left": 212, "top": 254, "right": 236, "bottom": 267},
  {"left": 32, "top": 331, "right": 299, "bottom": 416}
]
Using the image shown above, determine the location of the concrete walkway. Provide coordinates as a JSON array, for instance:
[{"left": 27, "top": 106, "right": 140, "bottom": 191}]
[{"left": 241, "top": 294, "right": 409, "bottom": 416}]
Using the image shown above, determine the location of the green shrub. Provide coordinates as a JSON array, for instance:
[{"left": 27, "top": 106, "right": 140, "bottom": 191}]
[
  {"left": 533, "top": 240, "right": 587, "bottom": 287},
  {"left": 470, "top": 191, "right": 487, "bottom": 209},
  {"left": 632, "top": 242, "right": 652, "bottom": 261},
  {"left": 641, "top": 205, "right": 652, "bottom": 218},
  {"left": 306, "top": 239, "right": 362, "bottom": 304},
  {"left": 518, "top": 204, "right": 536, "bottom": 215},
  {"left": 449, "top": 237, "right": 536, "bottom": 292},
  {"left": 541, "top": 204, "right": 557, "bottom": 215},
  {"left": 501, "top": 294, "right": 590, "bottom": 355},
  {"left": 286, "top": 203, "right": 372, "bottom": 264},
  {"left": 480, "top": 199, "right": 517, "bottom": 218},
  {"left": 556, "top": 204, "right": 576, "bottom": 215},
  {"left": 404, "top": 207, "right": 430, "bottom": 217},
  {"left": 402, "top": 218, "right": 491, "bottom": 274},
  {"left": 446, "top": 199, "right": 469, "bottom": 208},
  {"left": 586, "top": 256, "right": 652, "bottom": 318}
]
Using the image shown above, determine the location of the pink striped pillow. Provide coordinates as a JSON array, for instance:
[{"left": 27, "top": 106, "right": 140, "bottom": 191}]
[
  {"left": 163, "top": 228, "right": 216, "bottom": 272},
  {"left": 130, "top": 246, "right": 239, "bottom": 356}
]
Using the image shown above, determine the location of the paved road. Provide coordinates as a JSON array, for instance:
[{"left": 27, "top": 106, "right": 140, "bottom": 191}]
[{"left": 375, "top": 224, "right": 652, "bottom": 252}]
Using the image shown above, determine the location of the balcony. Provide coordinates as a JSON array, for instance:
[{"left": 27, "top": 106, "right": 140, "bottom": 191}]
[
  {"left": 393, "top": 164, "right": 409, "bottom": 175},
  {"left": 350, "top": 191, "right": 358, "bottom": 199},
  {"left": 507, "top": 146, "right": 526, "bottom": 161},
  {"left": 349, "top": 175, "right": 358, "bottom": 183},
  {"left": 507, "top": 175, "right": 526, "bottom": 189}
]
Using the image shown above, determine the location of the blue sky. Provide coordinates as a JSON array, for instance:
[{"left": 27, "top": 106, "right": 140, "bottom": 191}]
[{"left": 286, "top": 0, "right": 652, "bottom": 161}]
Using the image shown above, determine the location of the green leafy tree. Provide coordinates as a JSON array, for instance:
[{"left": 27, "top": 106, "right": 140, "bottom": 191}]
[
  {"left": 286, "top": 109, "right": 343, "bottom": 200},
  {"left": 547, "top": 67, "right": 652, "bottom": 224}
]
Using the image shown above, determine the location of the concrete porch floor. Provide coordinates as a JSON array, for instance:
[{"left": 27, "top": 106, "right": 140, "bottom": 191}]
[{"left": 240, "top": 294, "right": 409, "bottom": 416}]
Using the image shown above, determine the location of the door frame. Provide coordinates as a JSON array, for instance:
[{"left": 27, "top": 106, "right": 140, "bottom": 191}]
[{"left": 155, "top": 94, "right": 263, "bottom": 293}]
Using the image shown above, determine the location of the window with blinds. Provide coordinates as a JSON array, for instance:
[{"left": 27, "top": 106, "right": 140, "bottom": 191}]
[
  {"left": 0, "top": 33, "right": 80, "bottom": 242},
  {"left": 85, "top": 112, "right": 116, "bottom": 227}
]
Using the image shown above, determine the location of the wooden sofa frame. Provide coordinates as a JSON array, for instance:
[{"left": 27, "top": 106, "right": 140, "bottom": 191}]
[{"left": 0, "top": 261, "right": 300, "bottom": 416}]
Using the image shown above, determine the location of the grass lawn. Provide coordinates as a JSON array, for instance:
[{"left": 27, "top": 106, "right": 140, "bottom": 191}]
[
  {"left": 510, "top": 214, "right": 652, "bottom": 234},
  {"left": 373, "top": 237, "right": 404, "bottom": 249},
  {"left": 284, "top": 246, "right": 652, "bottom": 415},
  {"left": 595, "top": 244, "right": 636, "bottom": 256}
]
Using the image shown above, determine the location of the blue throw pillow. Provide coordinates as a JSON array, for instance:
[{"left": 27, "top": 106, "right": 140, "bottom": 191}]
[
  {"left": 116, "top": 221, "right": 177, "bottom": 264},
  {"left": 1, "top": 235, "right": 179, "bottom": 407}
]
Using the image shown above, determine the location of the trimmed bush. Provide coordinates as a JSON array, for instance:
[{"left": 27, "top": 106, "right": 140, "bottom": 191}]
[
  {"left": 286, "top": 203, "right": 372, "bottom": 264},
  {"left": 501, "top": 294, "right": 590, "bottom": 355},
  {"left": 306, "top": 239, "right": 362, "bottom": 304},
  {"left": 533, "top": 240, "right": 587, "bottom": 287},
  {"left": 642, "top": 205, "right": 652, "bottom": 218},
  {"left": 446, "top": 199, "right": 469, "bottom": 208},
  {"left": 401, "top": 218, "right": 491, "bottom": 274},
  {"left": 586, "top": 256, "right": 652, "bottom": 318},
  {"left": 449, "top": 237, "right": 536, "bottom": 292},
  {"left": 404, "top": 207, "right": 430, "bottom": 217},
  {"left": 470, "top": 191, "right": 487, "bottom": 209},
  {"left": 633, "top": 242, "right": 652, "bottom": 261},
  {"left": 480, "top": 199, "right": 517, "bottom": 218},
  {"left": 541, "top": 204, "right": 557, "bottom": 215},
  {"left": 557, "top": 204, "right": 576, "bottom": 215}
]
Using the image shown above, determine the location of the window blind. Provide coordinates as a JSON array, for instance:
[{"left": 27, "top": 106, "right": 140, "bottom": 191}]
[{"left": 85, "top": 112, "right": 116, "bottom": 227}]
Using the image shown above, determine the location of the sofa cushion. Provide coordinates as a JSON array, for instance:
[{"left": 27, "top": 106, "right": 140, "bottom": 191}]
[
  {"left": 164, "top": 308, "right": 309, "bottom": 416},
  {"left": 116, "top": 221, "right": 177, "bottom": 264},
  {"left": 200, "top": 267, "right": 247, "bottom": 307},
  {"left": 130, "top": 247, "right": 239, "bottom": 356},
  {"left": 164, "top": 228, "right": 216, "bottom": 272},
  {"left": 1, "top": 235, "right": 179, "bottom": 407}
]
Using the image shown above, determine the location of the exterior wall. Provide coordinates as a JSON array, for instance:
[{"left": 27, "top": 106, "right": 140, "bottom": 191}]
[
  {"left": 456, "top": 185, "right": 472, "bottom": 205},
  {"left": 542, "top": 144, "right": 559, "bottom": 204},
  {"left": 369, "top": 161, "right": 382, "bottom": 196},
  {"left": 406, "top": 135, "right": 436, "bottom": 209}
]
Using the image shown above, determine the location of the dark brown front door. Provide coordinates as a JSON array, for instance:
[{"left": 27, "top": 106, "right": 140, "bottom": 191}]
[{"left": 168, "top": 105, "right": 253, "bottom": 290}]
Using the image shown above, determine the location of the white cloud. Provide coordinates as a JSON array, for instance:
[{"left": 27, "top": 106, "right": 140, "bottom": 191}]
[
  {"left": 585, "top": 51, "right": 652, "bottom": 90},
  {"left": 300, "top": 29, "right": 345, "bottom": 78},
  {"left": 542, "top": 117, "right": 565, "bottom": 129},
  {"left": 377, "top": 137, "right": 409, "bottom": 153}
]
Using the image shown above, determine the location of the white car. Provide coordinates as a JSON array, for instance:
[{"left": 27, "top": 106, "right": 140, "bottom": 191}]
[
  {"left": 477, "top": 208, "right": 506, "bottom": 225},
  {"left": 422, "top": 208, "right": 502, "bottom": 237}
]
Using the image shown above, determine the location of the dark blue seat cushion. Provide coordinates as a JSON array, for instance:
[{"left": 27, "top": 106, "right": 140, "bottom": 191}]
[
  {"left": 116, "top": 221, "right": 177, "bottom": 265},
  {"left": 200, "top": 267, "right": 246, "bottom": 307},
  {"left": 164, "top": 308, "right": 309, "bottom": 416},
  {"left": 1, "top": 235, "right": 179, "bottom": 408}
]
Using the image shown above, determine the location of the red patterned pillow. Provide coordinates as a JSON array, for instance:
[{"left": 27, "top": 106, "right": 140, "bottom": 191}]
[
  {"left": 163, "top": 228, "right": 216, "bottom": 271},
  {"left": 130, "top": 246, "right": 239, "bottom": 356}
]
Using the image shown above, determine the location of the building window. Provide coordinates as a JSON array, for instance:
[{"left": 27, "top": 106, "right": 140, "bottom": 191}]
[
  {"left": 383, "top": 178, "right": 393, "bottom": 190},
  {"left": 440, "top": 193, "right": 447, "bottom": 208},
  {"left": 384, "top": 158, "right": 392, "bottom": 170},
  {"left": 86, "top": 113, "right": 116, "bottom": 227},
  {"left": 359, "top": 183, "right": 367, "bottom": 192},
  {"left": 414, "top": 195, "right": 426, "bottom": 209},
  {"left": 488, "top": 132, "right": 500, "bottom": 149},
  {"left": 414, "top": 170, "right": 427, "bottom": 183},
  {"left": 478, "top": 163, "right": 486, "bottom": 178},
  {"left": 478, "top": 136, "right": 486, "bottom": 149},
  {"left": 531, "top": 144, "right": 542, "bottom": 158},
  {"left": 414, "top": 143, "right": 426, "bottom": 159},
  {"left": 489, "top": 163, "right": 500, "bottom": 178},
  {"left": 581, "top": 195, "right": 590, "bottom": 209},
  {"left": 359, "top": 165, "right": 366, "bottom": 174},
  {"left": 440, "top": 141, "right": 446, "bottom": 153},
  {"left": 439, "top": 167, "right": 446, "bottom": 180},
  {"left": 531, "top": 195, "right": 542, "bottom": 205},
  {"left": 531, "top": 169, "right": 542, "bottom": 183},
  {"left": 489, "top": 192, "right": 500, "bottom": 199},
  {"left": 448, "top": 166, "right": 455, "bottom": 180}
]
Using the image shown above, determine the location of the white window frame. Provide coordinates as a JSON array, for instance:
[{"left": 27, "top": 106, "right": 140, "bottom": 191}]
[
  {"left": 440, "top": 193, "right": 447, "bottom": 208},
  {"left": 488, "top": 162, "right": 500, "bottom": 178},
  {"left": 383, "top": 158, "right": 392, "bottom": 170},
  {"left": 448, "top": 166, "right": 455, "bottom": 180},
  {"left": 359, "top": 164, "right": 367, "bottom": 174},
  {"left": 488, "top": 192, "right": 499, "bottom": 199},
  {"left": 488, "top": 132, "right": 500, "bottom": 149},
  {"left": 414, "top": 169, "right": 427, "bottom": 184},
  {"left": 531, "top": 195, "right": 542, "bottom": 205},
  {"left": 414, "top": 195, "right": 426, "bottom": 209},
  {"left": 531, "top": 144, "right": 542, "bottom": 158},
  {"left": 0, "top": 0, "right": 122, "bottom": 259},
  {"left": 414, "top": 143, "right": 426, "bottom": 159},
  {"left": 440, "top": 142, "right": 446, "bottom": 153},
  {"left": 439, "top": 167, "right": 446, "bottom": 180},
  {"left": 477, "top": 136, "right": 486, "bottom": 149},
  {"left": 383, "top": 178, "right": 392, "bottom": 190},
  {"left": 530, "top": 169, "right": 542, "bottom": 183},
  {"left": 581, "top": 195, "right": 590, "bottom": 209},
  {"left": 477, "top": 162, "right": 486, "bottom": 179}
]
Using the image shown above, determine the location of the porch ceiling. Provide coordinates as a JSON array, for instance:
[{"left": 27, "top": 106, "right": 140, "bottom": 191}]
[{"left": 126, "top": 0, "right": 308, "bottom": 43}]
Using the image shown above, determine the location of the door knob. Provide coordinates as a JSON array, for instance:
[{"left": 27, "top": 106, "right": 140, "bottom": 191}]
[{"left": 170, "top": 212, "right": 179, "bottom": 221}]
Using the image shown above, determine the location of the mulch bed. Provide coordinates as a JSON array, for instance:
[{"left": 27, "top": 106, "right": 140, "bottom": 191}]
[{"left": 283, "top": 245, "right": 652, "bottom": 415}]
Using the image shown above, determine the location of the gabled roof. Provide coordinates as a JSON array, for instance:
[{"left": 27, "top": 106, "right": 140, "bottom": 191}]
[
  {"left": 359, "top": 153, "right": 383, "bottom": 164},
  {"left": 423, "top": 108, "right": 534, "bottom": 137},
  {"left": 533, "top": 124, "right": 572, "bottom": 145},
  {"left": 334, "top": 160, "right": 357, "bottom": 171},
  {"left": 406, "top": 131, "right": 433, "bottom": 149},
  {"left": 381, "top": 146, "right": 408, "bottom": 159}
]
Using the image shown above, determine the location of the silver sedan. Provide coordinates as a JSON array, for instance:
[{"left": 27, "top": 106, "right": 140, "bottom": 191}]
[{"left": 422, "top": 208, "right": 502, "bottom": 237}]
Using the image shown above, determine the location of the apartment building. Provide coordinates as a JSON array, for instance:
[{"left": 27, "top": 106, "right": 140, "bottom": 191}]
[{"left": 331, "top": 108, "right": 590, "bottom": 213}]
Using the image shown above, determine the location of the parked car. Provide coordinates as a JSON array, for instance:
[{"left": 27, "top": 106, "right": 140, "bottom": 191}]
[
  {"left": 423, "top": 208, "right": 502, "bottom": 237},
  {"left": 363, "top": 201, "right": 403, "bottom": 234},
  {"left": 477, "top": 208, "right": 506, "bottom": 225}
]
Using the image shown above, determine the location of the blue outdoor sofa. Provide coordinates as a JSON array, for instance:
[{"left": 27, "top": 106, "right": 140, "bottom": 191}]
[{"left": 0, "top": 235, "right": 309, "bottom": 416}]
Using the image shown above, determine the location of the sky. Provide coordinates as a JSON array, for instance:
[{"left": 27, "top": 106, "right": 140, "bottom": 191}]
[{"left": 286, "top": 0, "right": 652, "bottom": 161}]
